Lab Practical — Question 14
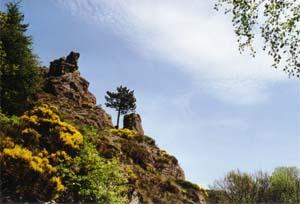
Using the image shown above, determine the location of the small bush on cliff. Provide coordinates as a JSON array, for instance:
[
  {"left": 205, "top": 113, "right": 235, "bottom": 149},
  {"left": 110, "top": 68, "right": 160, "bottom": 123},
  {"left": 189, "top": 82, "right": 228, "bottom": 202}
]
[
  {"left": 58, "top": 127, "right": 128, "bottom": 204},
  {"left": 0, "top": 2, "right": 42, "bottom": 115},
  {"left": 110, "top": 128, "right": 138, "bottom": 139}
]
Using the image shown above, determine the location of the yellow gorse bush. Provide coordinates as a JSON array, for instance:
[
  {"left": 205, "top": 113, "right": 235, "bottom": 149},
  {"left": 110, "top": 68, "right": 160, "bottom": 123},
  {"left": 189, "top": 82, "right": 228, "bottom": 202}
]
[
  {"left": 49, "top": 150, "right": 72, "bottom": 162},
  {"left": 196, "top": 184, "right": 208, "bottom": 197},
  {"left": 3, "top": 145, "right": 56, "bottom": 174},
  {"left": 56, "top": 121, "right": 83, "bottom": 150},
  {"left": 0, "top": 104, "right": 84, "bottom": 200},
  {"left": 21, "top": 104, "right": 83, "bottom": 150},
  {"left": 161, "top": 150, "right": 168, "bottom": 156},
  {"left": 109, "top": 128, "right": 138, "bottom": 139},
  {"left": 1, "top": 145, "right": 64, "bottom": 195},
  {"left": 22, "top": 128, "right": 41, "bottom": 141},
  {"left": 1, "top": 136, "right": 15, "bottom": 149},
  {"left": 50, "top": 176, "right": 65, "bottom": 192}
]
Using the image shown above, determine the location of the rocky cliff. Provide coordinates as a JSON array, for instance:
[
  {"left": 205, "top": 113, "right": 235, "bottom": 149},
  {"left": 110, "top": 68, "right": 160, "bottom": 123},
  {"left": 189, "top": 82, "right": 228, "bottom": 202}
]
[
  {"left": 36, "top": 52, "right": 113, "bottom": 129},
  {"left": 35, "top": 52, "right": 207, "bottom": 204}
]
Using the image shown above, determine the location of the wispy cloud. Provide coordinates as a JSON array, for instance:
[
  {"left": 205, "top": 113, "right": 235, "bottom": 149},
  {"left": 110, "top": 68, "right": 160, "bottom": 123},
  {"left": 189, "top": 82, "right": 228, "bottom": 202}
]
[{"left": 55, "top": 0, "right": 287, "bottom": 105}]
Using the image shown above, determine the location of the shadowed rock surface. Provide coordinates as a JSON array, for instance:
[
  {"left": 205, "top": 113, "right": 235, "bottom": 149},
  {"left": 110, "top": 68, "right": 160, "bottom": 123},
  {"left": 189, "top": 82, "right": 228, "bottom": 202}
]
[
  {"left": 48, "top": 51, "right": 80, "bottom": 76},
  {"left": 124, "top": 113, "right": 144, "bottom": 135}
]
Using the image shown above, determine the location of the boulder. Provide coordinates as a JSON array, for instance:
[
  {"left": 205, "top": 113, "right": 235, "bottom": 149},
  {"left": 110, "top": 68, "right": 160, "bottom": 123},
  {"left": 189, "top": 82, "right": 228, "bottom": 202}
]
[{"left": 123, "top": 113, "right": 144, "bottom": 135}]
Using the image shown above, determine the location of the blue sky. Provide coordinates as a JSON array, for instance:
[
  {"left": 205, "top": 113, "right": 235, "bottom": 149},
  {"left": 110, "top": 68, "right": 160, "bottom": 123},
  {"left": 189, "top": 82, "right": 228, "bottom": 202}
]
[{"left": 1, "top": 0, "right": 299, "bottom": 187}]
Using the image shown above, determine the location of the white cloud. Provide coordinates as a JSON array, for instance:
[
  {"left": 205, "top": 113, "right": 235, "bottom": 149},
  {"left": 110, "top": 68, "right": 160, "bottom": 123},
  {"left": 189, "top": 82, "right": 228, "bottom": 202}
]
[{"left": 55, "top": 0, "right": 287, "bottom": 105}]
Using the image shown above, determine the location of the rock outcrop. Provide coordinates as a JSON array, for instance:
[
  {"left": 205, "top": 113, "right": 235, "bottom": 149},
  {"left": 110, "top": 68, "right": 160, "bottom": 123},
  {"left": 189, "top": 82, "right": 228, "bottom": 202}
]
[
  {"left": 123, "top": 113, "right": 144, "bottom": 135},
  {"left": 37, "top": 51, "right": 113, "bottom": 129},
  {"left": 48, "top": 51, "right": 80, "bottom": 76},
  {"left": 35, "top": 51, "right": 207, "bottom": 204}
]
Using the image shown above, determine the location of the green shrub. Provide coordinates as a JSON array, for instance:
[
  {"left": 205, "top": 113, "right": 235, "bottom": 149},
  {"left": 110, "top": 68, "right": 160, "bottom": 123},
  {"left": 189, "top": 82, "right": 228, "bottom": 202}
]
[
  {"left": 58, "top": 135, "right": 128, "bottom": 204},
  {"left": 175, "top": 179, "right": 208, "bottom": 197},
  {"left": 270, "top": 167, "right": 300, "bottom": 203}
]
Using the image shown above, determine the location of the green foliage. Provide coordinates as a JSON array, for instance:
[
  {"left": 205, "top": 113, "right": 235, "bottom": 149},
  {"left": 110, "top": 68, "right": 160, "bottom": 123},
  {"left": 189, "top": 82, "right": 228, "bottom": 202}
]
[
  {"left": 175, "top": 179, "right": 208, "bottom": 197},
  {"left": 58, "top": 128, "right": 128, "bottom": 204},
  {"left": 270, "top": 167, "right": 300, "bottom": 203},
  {"left": 0, "top": 2, "right": 42, "bottom": 115},
  {"left": 0, "top": 112, "right": 19, "bottom": 125},
  {"left": 215, "top": 0, "right": 300, "bottom": 77},
  {"left": 209, "top": 167, "right": 300, "bottom": 204},
  {"left": 105, "top": 85, "right": 136, "bottom": 128}
]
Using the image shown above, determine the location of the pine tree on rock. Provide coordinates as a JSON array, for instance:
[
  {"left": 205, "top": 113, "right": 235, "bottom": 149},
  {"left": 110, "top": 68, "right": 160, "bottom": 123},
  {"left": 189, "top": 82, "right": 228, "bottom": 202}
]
[{"left": 105, "top": 86, "right": 136, "bottom": 129}]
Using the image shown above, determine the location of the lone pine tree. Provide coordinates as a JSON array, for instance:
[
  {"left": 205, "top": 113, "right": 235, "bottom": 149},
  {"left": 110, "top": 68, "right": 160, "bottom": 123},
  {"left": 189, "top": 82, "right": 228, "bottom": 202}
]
[{"left": 105, "top": 85, "right": 136, "bottom": 129}]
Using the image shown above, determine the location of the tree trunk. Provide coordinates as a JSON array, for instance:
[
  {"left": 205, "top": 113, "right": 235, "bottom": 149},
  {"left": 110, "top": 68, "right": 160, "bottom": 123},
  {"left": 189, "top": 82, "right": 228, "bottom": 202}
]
[{"left": 116, "top": 109, "right": 121, "bottom": 129}]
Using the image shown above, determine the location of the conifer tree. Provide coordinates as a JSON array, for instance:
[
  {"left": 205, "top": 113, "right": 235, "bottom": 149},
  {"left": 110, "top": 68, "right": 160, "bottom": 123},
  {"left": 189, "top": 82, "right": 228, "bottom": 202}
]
[
  {"left": 0, "top": 2, "right": 42, "bottom": 115},
  {"left": 105, "top": 86, "right": 136, "bottom": 129}
]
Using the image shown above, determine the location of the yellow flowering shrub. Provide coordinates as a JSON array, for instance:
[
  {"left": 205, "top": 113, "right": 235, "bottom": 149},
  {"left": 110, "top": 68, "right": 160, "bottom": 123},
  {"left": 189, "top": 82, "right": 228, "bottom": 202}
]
[
  {"left": 3, "top": 145, "right": 32, "bottom": 161},
  {"left": 161, "top": 150, "right": 168, "bottom": 155},
  {"left": 0, "top": 145, "right": 63, "bottom": 200},
  {"left": 22, "top": 128, "right": 41, "bottom": 142},
  {"left": 50, "top": 176, "right": 65, "bottom": 193},
  {"left": 2, "top": 145, "right": 56, "bottom": 173},
  {"left": 20, "top": 104, "right": 83, "bottom": 151},
  {"left": 197, "top": 184, "right": 209, "bottom": 197},
  {"left": 0, "top": 136, "right": 15, "bottom": 150},
  {"left": 49, "top": 150, "right": 72, "bottom": 163},
  {"left": 0, "top": 104, "right": 83, "bottom": 201},
  {"left": 55, "top": 121, "right": 83, "bottom": 150},
  {"left": 110, "top": 128, "right": 138, "bottom": 139}
]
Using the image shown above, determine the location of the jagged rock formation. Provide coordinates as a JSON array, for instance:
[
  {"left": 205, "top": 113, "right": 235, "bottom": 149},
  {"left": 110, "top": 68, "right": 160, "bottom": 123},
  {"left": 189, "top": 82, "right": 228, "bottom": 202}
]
[
  {"left": 48, "top": 51, "right": 80, "bottom": 76},
  {"left": 124, "top": 113, "right": 144, "bottom": 135},
  {"left": 36, "top": 51, "right": 113, "bottom": 129},
  {"left": 35, "top": 52, "right": 207, "bottom": 204}
]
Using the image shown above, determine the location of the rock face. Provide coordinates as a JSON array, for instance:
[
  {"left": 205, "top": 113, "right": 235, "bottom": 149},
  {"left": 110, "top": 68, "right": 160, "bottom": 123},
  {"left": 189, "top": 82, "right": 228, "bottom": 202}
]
[
  {"left": 45, "top": 71, "right": 96, "bottom": 107},
  {"left": 37, "top": 51, "right": 113, "bottom": 129},
  {"left": 123, "top": 113, "right": 144, "bottom": 135},
  {"left": 103, "top": 129, "right": 207, "bottom": 204},
  {"left": 48, "top": 51, "right": 80, "bottom": 76}
]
